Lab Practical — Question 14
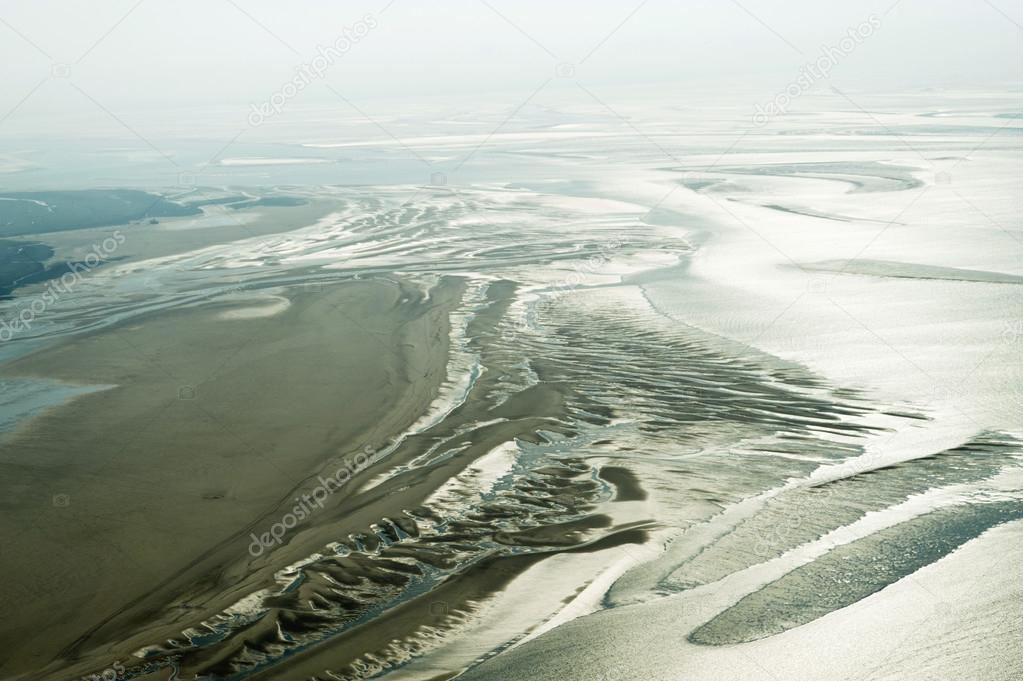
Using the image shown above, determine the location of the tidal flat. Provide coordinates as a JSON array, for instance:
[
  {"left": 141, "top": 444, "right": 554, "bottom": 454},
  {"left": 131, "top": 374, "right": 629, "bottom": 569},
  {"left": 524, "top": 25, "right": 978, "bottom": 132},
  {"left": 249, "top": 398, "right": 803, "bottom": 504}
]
[
  {"left": 0, "top": 91, "right": 1021, "bottom": 681},
  {"left": 0, "top": 275, "right": 460, "bottom": 680}
]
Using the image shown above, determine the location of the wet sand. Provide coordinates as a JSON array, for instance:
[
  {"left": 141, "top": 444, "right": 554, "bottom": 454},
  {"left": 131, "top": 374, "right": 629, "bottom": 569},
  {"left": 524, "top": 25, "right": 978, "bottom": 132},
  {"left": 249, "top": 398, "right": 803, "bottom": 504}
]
[
  {"left": 71, "top": 277, "right": 652, "bottom": 681},
  {"left": 0, "top": 275, "right": 461, "bottom": 680},
  {"left": 38, "top": 198, "right": 339, "bottom": 266},
  {"left": 1, "top": 92, "right": 1020, "bottom": 681}
]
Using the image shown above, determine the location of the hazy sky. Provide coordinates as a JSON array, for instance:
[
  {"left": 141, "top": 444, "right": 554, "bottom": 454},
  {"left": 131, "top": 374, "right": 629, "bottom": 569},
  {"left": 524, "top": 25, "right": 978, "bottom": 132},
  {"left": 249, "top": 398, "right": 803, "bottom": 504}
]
[{"left": 1, "top": 0, "right": 1022, "bottom": 137}]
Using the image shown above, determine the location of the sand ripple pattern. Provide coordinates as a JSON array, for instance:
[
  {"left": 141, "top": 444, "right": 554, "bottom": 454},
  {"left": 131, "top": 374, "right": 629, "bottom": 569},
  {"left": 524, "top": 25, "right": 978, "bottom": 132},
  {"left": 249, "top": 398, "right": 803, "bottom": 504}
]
[{"left": 103, "top": 279, "right": 895, "bottom": 680}]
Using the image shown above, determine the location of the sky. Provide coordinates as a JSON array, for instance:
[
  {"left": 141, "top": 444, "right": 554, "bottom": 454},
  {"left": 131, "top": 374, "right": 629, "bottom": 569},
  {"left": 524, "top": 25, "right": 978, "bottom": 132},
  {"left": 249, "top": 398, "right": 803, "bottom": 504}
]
[{"left": 0, "top": 0, "right": 1022, "bottom": 138}]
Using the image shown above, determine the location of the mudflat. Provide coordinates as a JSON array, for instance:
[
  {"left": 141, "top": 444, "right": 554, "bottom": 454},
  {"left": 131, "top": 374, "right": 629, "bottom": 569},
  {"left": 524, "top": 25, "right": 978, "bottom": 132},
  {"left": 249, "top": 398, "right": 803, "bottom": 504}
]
[{"left": 0, "top": 275, "right": 460, "bottom": 680}]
